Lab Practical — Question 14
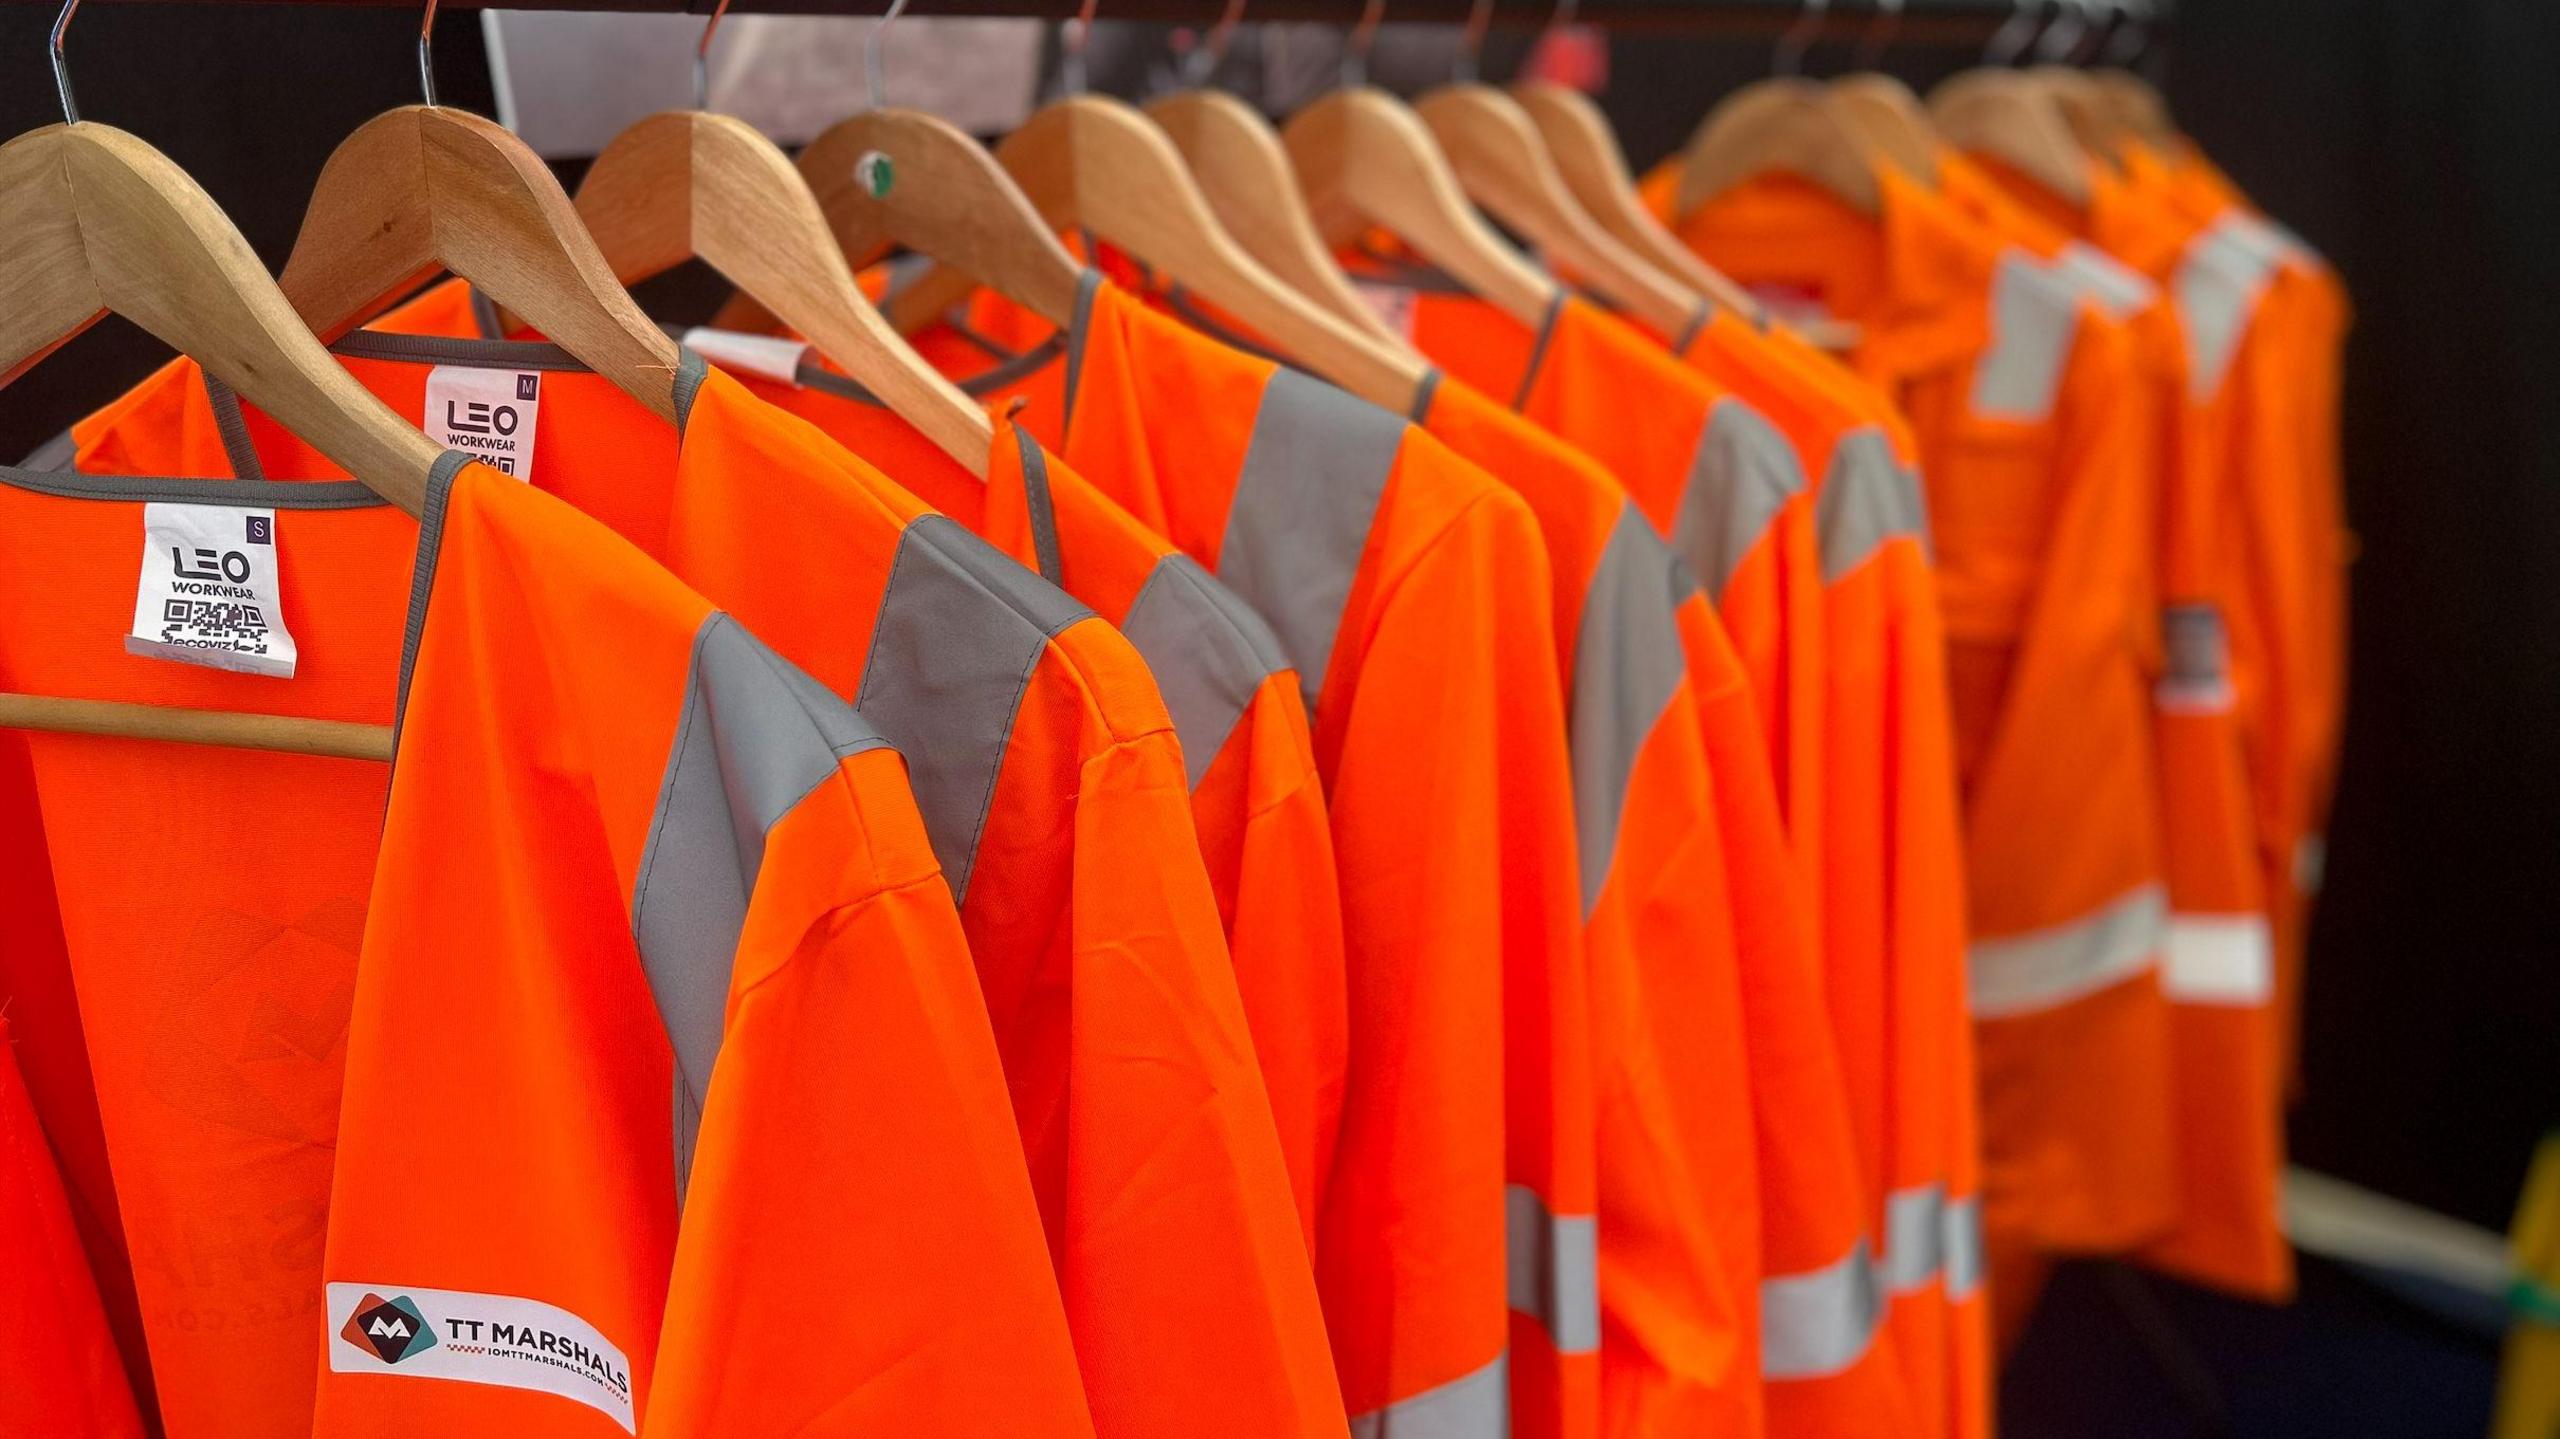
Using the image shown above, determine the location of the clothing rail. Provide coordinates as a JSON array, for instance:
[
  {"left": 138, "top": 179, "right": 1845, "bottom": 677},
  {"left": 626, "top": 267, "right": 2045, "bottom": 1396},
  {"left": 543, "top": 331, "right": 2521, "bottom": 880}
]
[{"left": 0, "top": 0, "right": 2150, "bottom": 44}]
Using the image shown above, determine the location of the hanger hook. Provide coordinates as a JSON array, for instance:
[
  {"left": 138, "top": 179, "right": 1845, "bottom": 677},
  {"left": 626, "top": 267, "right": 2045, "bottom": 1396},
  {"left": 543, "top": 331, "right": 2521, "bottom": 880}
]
[
  {"left": 1062, "top": 0, "right": 1098, "bottom": 96},
  {"left": 695, "top": 0, "right": 734, "bottom": 111},
  {"left": 1179, "top": 0, "right": 1248, "bottom": 87},
  {"left": 866, "top": 0, "right": 914, "bottom": 108},
  {"left": 1341, "top": 0, "right": 1384, "bottom": 88},
  {"left": 2033, "top": 0, "right": 2091, "bottom": 63},
  {"left": 1772, "top": 0, "right": 1828, "bottom": 80},
  {"left": 1537, "top": 0, "right": 1579, "bottom": 50},
  {"left": 49, "top": 0, "right": 79, "bottom": 125},
  {"left": 1852, "top": 0, "right": 1901, "bottom": 71},
  {"left": 1453, "top": 0, "right": 1493, "bottom": 85},
  {"left": 2102, "top": 0, "right": 2150, "bottom": 66},
  {"left": 2072, "top": 0, "right": 2120, "bottom": 65},
  {"left": 1983, "top": 0, "right": 2038, "bottom": 65}
]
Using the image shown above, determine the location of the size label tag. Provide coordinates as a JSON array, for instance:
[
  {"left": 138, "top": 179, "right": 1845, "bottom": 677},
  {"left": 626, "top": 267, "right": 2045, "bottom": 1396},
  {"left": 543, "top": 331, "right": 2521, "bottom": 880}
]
[
  {"left": 425, "top": 365, "right": 542, "bottom": 480},
  {"left": 327, "top": 1282, "right": 635, "bottom": 1433},
  {"left": 128, "top": 503, "right": 296, "bottom": 678},
  {"left": 2157, "top": 602, "right": 2235, "bottom": 714},
  {"left": 1352, "top": 282, "right": 1420, "bottom": 343},
  {"left": 682, "top": 327, "right": 813, "bottom": 386}
]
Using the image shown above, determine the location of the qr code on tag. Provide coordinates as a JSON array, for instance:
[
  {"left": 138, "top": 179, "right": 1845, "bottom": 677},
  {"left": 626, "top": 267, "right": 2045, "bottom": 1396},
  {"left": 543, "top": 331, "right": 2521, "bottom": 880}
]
[{"left": 160, "top": 598, "right": 271, "bottom": 653}]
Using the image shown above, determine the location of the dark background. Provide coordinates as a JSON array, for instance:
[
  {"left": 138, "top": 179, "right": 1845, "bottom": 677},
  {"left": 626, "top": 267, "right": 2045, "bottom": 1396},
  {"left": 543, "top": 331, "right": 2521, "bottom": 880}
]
[{"left": 0, "top": 0, "right": 2549, "bottom": 1423}]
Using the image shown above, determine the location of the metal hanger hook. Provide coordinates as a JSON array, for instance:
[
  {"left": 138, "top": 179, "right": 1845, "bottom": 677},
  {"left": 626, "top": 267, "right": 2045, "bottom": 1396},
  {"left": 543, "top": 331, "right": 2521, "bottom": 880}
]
[
  {"left": 1341, "top": 0, "right": 1384, "bottom": 89},
  {"left": 2102, "top": 0, "right": 2150, "bottom": 66},
  {"left": 415, "top": 0, "right": 439, "bottom": 108},
  {"left": 695, "top": 0, "right": 736, "bottom": 111},
  {"left": 1179, "top": 0, "right": 1248, "bottom": 86},
  {"left": 1452, "top": 0, "right": 1493, "bottom": 85},
  {"left": 1062, "top": 0, "right": 1098, "bottom": 96},
  {"left": 1852, "top": 0, "right": 1902, "bottom": 72},
  {"left": 49, "top": 0, "right": 79, "bottom": 125},
  {"left": 1983, "top": 0, "right": 2039, "bottom": 66},
  {"left": 2034, "top": 0, "right": 2093, "bottom": 64},
  {"left": 866, "top": 0, "right": 914, "bottom": 109},
  {"left": 1772, "top": 0, "right": 1828, "bottom": 80}
]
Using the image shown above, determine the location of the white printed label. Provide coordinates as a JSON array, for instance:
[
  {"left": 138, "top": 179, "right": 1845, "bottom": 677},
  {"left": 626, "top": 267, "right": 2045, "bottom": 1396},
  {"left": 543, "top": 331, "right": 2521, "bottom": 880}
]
[
  {"left": 127, "top": 503, "right": 296, "bottom": 678},
  {"left": 327, "top": 1282, "right": 635, "bottom": 1433},
  {"left": 1352, "top": 281, "right": 1420, "bottom": 343},
  {"left": 682, "top": 326, "right": 813, "bottom": 385},
  {"left": 425, "top": 365, "right": 542, "bottom": 480}
]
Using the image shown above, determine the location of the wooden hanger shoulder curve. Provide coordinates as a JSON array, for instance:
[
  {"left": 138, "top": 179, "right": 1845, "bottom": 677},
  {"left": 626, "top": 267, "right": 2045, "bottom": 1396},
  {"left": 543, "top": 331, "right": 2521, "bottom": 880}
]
[
  {"left": 1677, "top": 78, "right": 1884, "bottom": 221},
  {"left": 1828, "top": 72, "right": 1946, "bottom": 183},
  {"left": 1926, "top": 69, "right": 2094, "bottom": 210}
]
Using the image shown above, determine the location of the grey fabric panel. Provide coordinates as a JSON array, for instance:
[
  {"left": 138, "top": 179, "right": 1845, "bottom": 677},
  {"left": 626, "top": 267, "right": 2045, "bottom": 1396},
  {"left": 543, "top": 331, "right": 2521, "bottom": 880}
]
[
  {"left": 1347, "top": 1354, "right": 1509, "bottom": 1439},
  {"left": 856, "top": 514, "right": 1093, "bottom": 902},
  {"left": 199, "top": 372, "right": 268, "bottom": 481},
  {"left": 1013, "top": 425, "right": 1065, "bottom": 587},
  {"left": 1943, "top": 1194, "right": 1985, "bottom": 1299},
  {"left": 2174, "top": 220, "right": 2277, "bottom": 399},
  {"left": 1967, "top": 881, "right": 2170, "bottom": 1019},
  {"left": 1407, "top": 366, "right": 1442, "bottom": 427},
  {"left": 630, "top": 612, "right": 893, "bottom": 1196},
  {"left": 330, "top": 328, "right": 591, "bottom": 372},
  {"left": 393, "top": 451, "right": 475, "bottom": 761},
  {"left": 1970, "top": 251, "right": 2082, "bottom": 422},
  {"left": 1672, "top": 396, "right": 1806, "bottom": 599},
  {"left": 468, "top": 285, "right": 507, "bottom": 341},
  {"left": 1506, "top": 1182, "right": 1601, "bottom": 1356},
  {"left": 1509, "top": 294, "right": 1566, "bottom": 411},
  {"left": 16, "top": 427, "right": 79, "bottom": 473},
  {"left": 1815, "top": 427, "right": 1906, "bottom": 582},
  {"left": 670, "top": 349, "right": 710, "bottom": 437},
  {"left": 1119, "top": 553, "right": 1293, "bottom": 791},
  {"left": 1059, "top": 267, "right": 1104, "bottom": 437},
  {"left": 2055, "top": 241, "right": 2158, "bottom": 319},
  {"left": 1878, "top": 1183, "right": 1946, "bottom": 1295},
  {"left": 1888, "top": 445, "right": 1933, "bottom": 559},
  {"left": 1215, "top": 368, "right": 1404, "bottom": 718},
  {"left": 1569, "top": 506, "right": 1690, "bottom": 917},
  {"left": 1761, "top": 1239, "right": 1885, "bottom": 1380}
]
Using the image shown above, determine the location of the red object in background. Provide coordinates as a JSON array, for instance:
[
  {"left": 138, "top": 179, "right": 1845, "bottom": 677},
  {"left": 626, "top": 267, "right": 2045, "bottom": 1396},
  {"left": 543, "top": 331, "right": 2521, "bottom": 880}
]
[{"left": 1522, "top": 25, "right": 1609, "bottom": 92}]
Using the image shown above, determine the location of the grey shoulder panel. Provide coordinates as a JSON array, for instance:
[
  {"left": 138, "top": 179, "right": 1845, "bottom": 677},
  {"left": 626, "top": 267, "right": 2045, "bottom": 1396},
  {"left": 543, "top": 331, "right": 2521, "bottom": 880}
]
[
  {"left": 1570, "top": 506, "right": 1691, "bottom": 917},
  {"left": 1672, "top": 396, "right": 1807, "bottom": 600},
  {"left": 1816, "top": 427, "right": 1928, "bottom": 582},
  {"left": 631, "top": 612, "right": 895, "bottom": 1197},
  {"left": 1972, "top": 250, "right": 2084, "bottom": 422},
  {"left": 1120, "top": 553, "right": 1296, "bottom": 790},
  {"left": 2174, "top": 218, "right": 2278, "bottom": 398},
  {"left": 1217, "top": 367, "right": 1404, "bottom": 719},
  {"left": 856, "top": 514, "right": 1094, "bottom": 903}
]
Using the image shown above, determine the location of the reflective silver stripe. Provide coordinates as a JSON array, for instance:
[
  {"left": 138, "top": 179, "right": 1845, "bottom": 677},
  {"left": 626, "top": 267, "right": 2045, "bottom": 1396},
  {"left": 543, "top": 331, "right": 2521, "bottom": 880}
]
[
  {"left": 1216, "top": 368, "right": 1404, "bottom": 718},
  {"left": 1817, "top": 427, "right": 1921, "bottom": 581},
  {"left": 1971, "top": 250, "right": 2083, "bottom": 422},
  {"left": 1943, "top": 1193, "right": 1984, "bottom": 1299},
  {"left": 2163, "top": 913, "right": 2276, "bottom": 1005},
  {"left": 2173, "top": 218, "right": 2277, "bottom": 398},
  {"left": 1968, "top": 883, "right": 2170, "bottom": 1018},
  {"left": 1673, "top": 396, "right": 1806, "bottom": 599},
  {"left": 2054, "top": 241, "right": 2158, "bottom": 320},
  {"left": 1507, "top": 1183, "right": 1601, "bottom": 1355},
  {"left": 632, "top": 613, "right": 896, "bottom": 1196},
  {"left": 856, "top": 514, "right": 1095, "bottom": 902},
  {"left": 1761, "top": 1239, "right": 1885, "bottom": 1379},
  {"left": 1569, "top": 507, "right": 1691, "bottom": 916},
  {"left": 1878, "top": 1184, "right": 1946, "bottom": 1295},
  {"left": 1348, "top": 1354, "right": 1509, "bottom": 1439},
  {"left": 1119, "top": 553, "right": 1295, "bottom": 790}
]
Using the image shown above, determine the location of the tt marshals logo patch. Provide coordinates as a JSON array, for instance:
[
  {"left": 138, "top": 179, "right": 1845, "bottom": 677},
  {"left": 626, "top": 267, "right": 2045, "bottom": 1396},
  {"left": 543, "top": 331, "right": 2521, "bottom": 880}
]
[
  {"left": 327, "top": 1281, "right": 635, "bottom": 1433},
  {"left": 341, "top": 1293, "right": 437, "bottom": 1363}
]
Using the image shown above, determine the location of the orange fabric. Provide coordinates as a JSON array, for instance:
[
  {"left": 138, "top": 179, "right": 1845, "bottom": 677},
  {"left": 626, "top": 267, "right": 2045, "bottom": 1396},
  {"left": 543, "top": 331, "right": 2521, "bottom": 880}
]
[
  {"left": 928, "top": 275, "right": 1591, "bottom": 1439},
  {"left": 71, "top": 288, "right": 1342, "bottom": 1439},
  {"left": 0, "top": 459, "right": 1091, "bottom": 1436},
  {"left": 0, "top": 1020, "right": 144, "bottom": 1438}
]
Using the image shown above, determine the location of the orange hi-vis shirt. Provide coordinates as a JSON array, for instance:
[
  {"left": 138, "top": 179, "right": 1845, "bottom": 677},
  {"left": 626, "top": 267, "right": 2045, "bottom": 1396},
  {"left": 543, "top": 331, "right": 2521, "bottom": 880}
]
[
  {"left": 914, "top": 270, "right": 1593, "bottom": 1439},
  {"left": 664, "top": 328, "right": 1348, "bottom": 1246},
  {"left": 0, "top": 455, "right": 1094, "bottom": 1436},
  {"left": 68, "top": 292, "right": 1343, "bottom": 1439},
  {"left": 1970, "top": 149, "right": 2298, "bottom": 1302},
  {"left": 1667, "top": 298, "right": 1979, "bottom": 1439}
]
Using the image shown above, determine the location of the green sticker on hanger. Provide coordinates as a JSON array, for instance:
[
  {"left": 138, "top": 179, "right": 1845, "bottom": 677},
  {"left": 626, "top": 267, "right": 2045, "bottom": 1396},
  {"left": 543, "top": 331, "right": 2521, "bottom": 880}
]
[{"left": 854, "top": 150, "right": 895, "bottom": 200}]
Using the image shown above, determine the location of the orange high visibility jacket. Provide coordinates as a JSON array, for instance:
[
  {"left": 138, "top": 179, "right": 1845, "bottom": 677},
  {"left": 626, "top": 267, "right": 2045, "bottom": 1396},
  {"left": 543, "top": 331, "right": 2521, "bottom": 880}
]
[
  {"left": 0, "top": 1020, "right": 144, "bottom": 1438},
  {"left": 659, "top": 335, "right": 1348, "bottom": 1247},
  {"left": 70, "top": 295, "right": 1342, "bottom": 1439},
  {"left": 913, "top": 270, "right": 1594, "bottom": 1439},
  {"left": 1969, "top": 150, "right": 2297, "bottom": 1302},
  {"left": 0, "top": 456, "right": 1092, "bottom": 1436},
  {"left": 1671, "top": 301, "right": 1982, "bottom": 1439}
]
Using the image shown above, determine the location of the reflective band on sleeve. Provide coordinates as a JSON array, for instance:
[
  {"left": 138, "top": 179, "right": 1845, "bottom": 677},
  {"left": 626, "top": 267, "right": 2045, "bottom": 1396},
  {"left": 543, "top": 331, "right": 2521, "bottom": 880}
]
[
  {"left": 1507, "top": 1184, "right": 1601, "bottom": 1355},
  {"left": 1569, "top": 508, "right": 1691, "bottom": 917},
  {"left": 1120, "top": 552, "right": 1294, "bottom": 790},
  {"left": 1878, "top": 1183, "right": 1946, "bottom": 1295},
  {"left": 2174, "top": 219, "right": 2277, "bottom": 398},
  {"left": 1817, "top": 427, "right": 1921, "bottom": 581},
  {"left": 1968, "top": 883, "right": 2170, "bottom": 1018},
  {"left": 1217, "top": 368, "right": 1404, "bottom": 719},
  {"left": 1972, "top": 251, "right": 2083, "bottom": 422},
  {"left": 2163, "top": 913, "right": 2276, "bottom": 1005},
  {"left": 1760, "top": 1239, "right": 1885, "bottom": 1379},
  {"left": 1943, "top": 1194, "right": 1984, "bottom": 1299},
  {"left": 1672, "top": 396, "right": 1805, "bottom": 599},
  {"left": 857, "top": 515, "right": 1095, "bottom": 902},
  {"left": 1349, "top": 1353, "right": 1509, "bottom": 1439},
  {"left": 633, "top": 614, "right": 895, "bottom": 1197}
]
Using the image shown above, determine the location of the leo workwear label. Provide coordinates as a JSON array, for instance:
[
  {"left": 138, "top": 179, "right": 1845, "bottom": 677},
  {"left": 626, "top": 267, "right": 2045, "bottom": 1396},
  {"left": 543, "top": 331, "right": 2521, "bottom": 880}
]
[
  {"left": 326, "top": 1281, "right": 636, "bottom": 1433},
  {"left": 425, "top": 365, "right": 543, "bottom": 479},
  {"left": 127, "top": 502, "right": 297, "bottom": 677}
]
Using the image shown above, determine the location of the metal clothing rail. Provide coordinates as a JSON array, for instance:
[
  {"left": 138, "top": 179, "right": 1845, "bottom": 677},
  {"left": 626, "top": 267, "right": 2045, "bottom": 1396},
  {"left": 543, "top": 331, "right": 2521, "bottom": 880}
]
[{"left": 0, "top": 0, "right": 2126, "bottom": 44}]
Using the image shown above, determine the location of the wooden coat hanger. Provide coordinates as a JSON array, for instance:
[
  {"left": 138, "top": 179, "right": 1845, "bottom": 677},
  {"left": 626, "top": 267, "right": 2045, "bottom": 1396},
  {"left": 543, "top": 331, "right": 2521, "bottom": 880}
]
[
  {"left": 2091, "top": 70, "right": 2177, "bottom": 147},
  {"left": 278, "top": 0, "right": 681, "bottom": 421},
  {"left": 1279, "top": 1, "right": 1556, "bottom": 330},
  {"left": 1828, "top": 0, "right": 1945, "bottom": 183},
  {"left": 887, "top": 0, "right": 1431, "bottom": 416},
  {"left": 0, "top": 11, "right": 433, "bottom": 761},
  {"left": 2028, "top": 65, "right": 2136, "bottom": 168},
  {"left": 1927, "top": 67, "right": 2094, "bottom": 209},
  {"left": 1677, "top": 0, "right": 1885, "bottom": 220},
  {"left": 575, "top": 1, "right": 992, "bottom": 471},
  {"left": 1416, "top": 7, "right": 1702, "bottom": 344}
]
